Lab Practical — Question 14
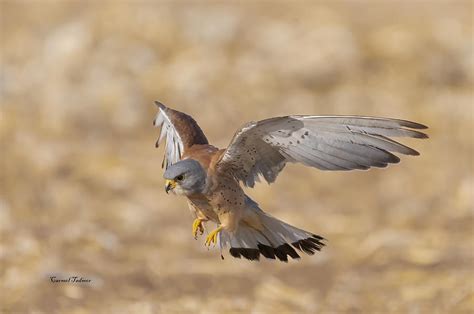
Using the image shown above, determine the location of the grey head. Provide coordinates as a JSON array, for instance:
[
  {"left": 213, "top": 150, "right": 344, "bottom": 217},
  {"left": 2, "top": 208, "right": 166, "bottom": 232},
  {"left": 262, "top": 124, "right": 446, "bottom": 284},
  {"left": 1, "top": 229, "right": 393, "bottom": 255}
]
[{"left": 163, "top": 159, "right": 207, "bottom": 195}]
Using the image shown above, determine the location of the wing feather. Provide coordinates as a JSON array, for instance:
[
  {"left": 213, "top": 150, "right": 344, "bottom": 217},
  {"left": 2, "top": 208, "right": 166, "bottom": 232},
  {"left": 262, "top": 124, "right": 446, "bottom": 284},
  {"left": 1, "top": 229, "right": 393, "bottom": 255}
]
[
  {"left": 153, "top": 101, "right": 208, "bottom": 169},
  {"left": 217, "top": 115, "right": 428, "bottom": 187}
]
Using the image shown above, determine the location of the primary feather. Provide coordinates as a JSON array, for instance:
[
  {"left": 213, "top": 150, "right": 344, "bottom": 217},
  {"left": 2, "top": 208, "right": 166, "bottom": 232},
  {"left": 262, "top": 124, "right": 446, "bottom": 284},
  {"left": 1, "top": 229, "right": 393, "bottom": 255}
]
[
  {"left": 217, "top": 116, "right": 428, "bottom": 187},
  {"left": 153, "top": 101, "right": 208, "bottom": 169}
]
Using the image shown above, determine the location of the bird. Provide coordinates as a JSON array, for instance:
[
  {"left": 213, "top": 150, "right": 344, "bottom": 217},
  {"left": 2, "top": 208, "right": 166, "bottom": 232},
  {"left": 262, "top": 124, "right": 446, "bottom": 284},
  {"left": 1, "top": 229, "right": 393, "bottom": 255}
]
[{"left": 153, "top": 101, "right": 428, "bottom": 262}]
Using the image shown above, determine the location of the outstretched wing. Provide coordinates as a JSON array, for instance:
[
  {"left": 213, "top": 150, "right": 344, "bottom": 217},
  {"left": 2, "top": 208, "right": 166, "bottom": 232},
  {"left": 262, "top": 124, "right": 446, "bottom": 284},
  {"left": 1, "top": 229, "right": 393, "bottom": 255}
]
[
  {"left": 217, "top": 116, "right": 428, "bottom": 187},
  {"left": 153, "top": 101, "right": 208, "bottom": 169}
]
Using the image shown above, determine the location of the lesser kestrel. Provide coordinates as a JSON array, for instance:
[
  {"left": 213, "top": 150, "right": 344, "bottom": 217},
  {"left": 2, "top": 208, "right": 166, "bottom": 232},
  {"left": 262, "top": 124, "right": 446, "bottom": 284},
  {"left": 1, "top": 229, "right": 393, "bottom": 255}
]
[{"left": 153, "top": 102, "right": 427, "bottom": 262}]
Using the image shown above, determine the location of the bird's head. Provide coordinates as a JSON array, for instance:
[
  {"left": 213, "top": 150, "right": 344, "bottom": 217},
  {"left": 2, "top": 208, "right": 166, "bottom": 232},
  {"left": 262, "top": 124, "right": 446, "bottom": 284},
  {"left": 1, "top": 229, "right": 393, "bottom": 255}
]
[{"left": 163, "top": 159, "right": 207, "bottom": 196}]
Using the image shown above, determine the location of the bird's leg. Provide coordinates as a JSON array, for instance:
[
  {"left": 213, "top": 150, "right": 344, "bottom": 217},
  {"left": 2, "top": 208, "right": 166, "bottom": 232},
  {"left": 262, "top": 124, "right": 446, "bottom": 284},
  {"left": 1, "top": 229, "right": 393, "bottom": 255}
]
[
  {"left": 205, "top": 225, "right": 223, "bottom": 247},
  {"left": 192, "top": 218, "right": 205, "bottom": 239}
]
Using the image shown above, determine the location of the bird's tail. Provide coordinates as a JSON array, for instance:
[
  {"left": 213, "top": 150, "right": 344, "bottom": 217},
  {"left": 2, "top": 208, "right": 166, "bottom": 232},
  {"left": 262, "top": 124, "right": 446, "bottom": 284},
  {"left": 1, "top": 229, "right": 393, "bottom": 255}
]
[{"left": 218, "top": 198, "right": 325, "bottom": 262}]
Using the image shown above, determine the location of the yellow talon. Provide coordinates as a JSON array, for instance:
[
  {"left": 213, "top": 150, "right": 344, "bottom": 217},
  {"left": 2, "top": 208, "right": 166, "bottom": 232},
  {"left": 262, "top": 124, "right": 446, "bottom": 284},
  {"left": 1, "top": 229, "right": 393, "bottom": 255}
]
[
  {"left": 192, "top": 218, "right": 205, "bottom": 239},
  {"left": 205, "top": 226, "right": 223, "bottom": 247}
]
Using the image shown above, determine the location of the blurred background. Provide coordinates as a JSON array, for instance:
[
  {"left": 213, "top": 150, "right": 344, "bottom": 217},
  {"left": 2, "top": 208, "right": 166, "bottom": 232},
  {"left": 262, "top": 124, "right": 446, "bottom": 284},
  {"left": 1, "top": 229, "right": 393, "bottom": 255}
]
[{"left": 1, "top": 1, "right": 472, "bottom": 313}]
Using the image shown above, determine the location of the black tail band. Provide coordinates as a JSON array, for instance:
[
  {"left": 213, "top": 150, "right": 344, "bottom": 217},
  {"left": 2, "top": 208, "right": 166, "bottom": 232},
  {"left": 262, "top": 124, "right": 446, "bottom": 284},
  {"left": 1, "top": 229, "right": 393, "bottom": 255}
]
[{"left": 229, "top": 234, "right": 325, "bottom": 262}]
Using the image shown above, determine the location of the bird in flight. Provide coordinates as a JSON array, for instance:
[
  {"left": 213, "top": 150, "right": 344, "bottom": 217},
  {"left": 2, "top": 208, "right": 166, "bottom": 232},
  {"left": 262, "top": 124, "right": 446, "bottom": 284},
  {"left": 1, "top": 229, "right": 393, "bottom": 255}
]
[{"left": 153, "top": 102, "right": 428, "bottom": 262}]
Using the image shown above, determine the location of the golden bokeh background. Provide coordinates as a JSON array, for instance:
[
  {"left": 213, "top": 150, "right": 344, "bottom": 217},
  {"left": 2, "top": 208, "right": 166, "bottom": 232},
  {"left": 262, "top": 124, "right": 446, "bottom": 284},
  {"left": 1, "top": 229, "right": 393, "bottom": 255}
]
[{"left": 1, "top": 1, "right": 472, "bottom": 313}]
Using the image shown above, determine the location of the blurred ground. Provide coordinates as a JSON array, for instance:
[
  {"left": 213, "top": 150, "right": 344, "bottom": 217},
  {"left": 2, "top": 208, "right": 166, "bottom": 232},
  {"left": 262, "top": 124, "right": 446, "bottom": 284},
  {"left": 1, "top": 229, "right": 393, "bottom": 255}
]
[{"left": 0, "top": 1, "right": 473, "bottom": 313}]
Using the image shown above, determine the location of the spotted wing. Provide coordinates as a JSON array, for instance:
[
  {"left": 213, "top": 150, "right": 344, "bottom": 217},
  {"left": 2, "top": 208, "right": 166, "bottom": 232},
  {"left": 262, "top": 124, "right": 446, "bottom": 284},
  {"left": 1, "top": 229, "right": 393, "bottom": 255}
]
[
  {"left": 153, "top": 101, "right": 208, "bottom": 169},
  {"left": 217, "top": 116, "right": 428, "bottom": 187}
]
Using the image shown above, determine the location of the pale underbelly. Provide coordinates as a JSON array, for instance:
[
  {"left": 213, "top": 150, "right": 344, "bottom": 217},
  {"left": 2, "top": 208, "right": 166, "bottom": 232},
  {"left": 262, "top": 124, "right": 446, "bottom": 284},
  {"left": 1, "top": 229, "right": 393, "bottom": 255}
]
[{"left": 189, "top": 197, "right": 219, "bottom": 222}]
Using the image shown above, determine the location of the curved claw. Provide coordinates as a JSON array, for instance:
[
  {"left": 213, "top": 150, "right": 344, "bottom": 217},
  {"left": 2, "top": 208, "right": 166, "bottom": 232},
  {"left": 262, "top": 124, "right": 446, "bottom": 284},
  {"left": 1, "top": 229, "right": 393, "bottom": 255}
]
[
  {"left": 205, "top": 226, "right": 223, "bottom": 247},
  {"left": 192, "top": 218, "right": 205, "bottom": 239}
]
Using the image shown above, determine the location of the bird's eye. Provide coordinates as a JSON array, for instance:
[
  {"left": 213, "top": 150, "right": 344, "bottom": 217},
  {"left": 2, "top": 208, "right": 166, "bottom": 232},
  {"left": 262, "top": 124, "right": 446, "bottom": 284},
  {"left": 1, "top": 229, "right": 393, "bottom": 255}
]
[{"left": 176, "top": 175, "right": 184, "bottom": 181}]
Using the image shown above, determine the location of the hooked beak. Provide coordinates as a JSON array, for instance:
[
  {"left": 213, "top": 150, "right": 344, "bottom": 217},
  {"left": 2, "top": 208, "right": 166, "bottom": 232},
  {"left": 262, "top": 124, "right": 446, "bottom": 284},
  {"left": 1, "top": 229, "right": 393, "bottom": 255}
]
[{"left": 165, "top": 179, "right": 176, "bottom": 194}]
